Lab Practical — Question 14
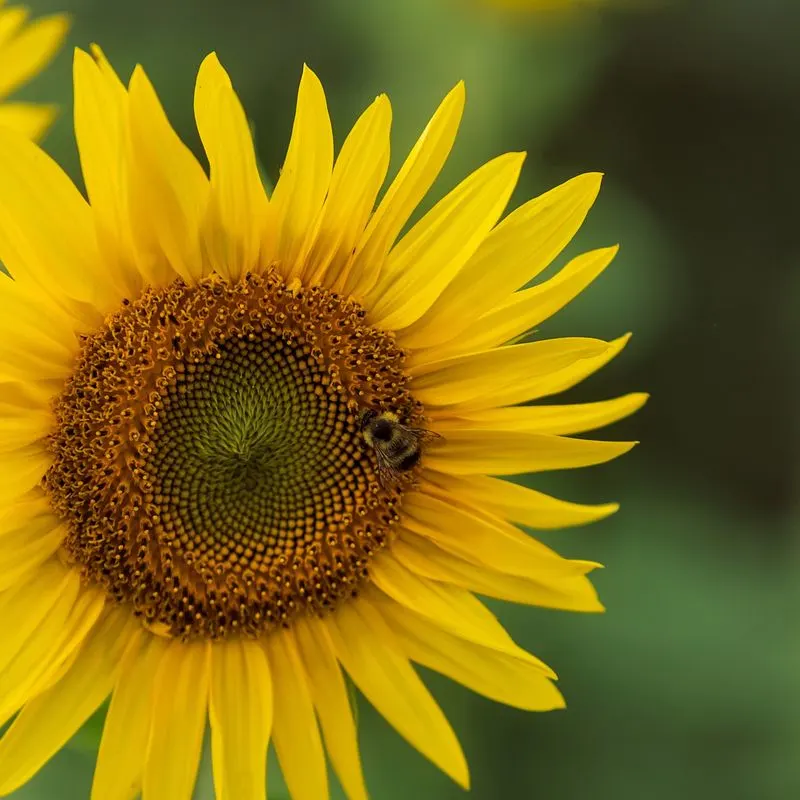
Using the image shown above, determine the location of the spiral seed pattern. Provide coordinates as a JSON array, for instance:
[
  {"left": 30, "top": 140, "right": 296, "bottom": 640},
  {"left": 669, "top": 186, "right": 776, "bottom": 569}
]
[{"left": 44, "top": 271, "right": 421, "bottom": 639}]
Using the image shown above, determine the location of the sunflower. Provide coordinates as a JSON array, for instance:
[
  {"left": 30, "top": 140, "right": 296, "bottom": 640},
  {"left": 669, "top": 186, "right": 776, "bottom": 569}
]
[
  {"left": 0, "top": 46, "right": 645, "bottom": 799},
  {"left": 0, "top": 2, "right": 68, "bottom": 139}
]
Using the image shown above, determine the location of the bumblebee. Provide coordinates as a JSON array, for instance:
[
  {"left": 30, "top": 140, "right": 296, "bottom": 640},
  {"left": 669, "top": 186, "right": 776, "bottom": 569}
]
[{"left": 360, "top": 410, "right": 440, "bottom": 486}]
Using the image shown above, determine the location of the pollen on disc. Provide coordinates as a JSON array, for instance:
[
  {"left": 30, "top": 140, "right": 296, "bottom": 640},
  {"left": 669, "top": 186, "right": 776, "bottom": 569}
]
[{"left": 43, "top": 271, "right": 424, "bottom": 640}]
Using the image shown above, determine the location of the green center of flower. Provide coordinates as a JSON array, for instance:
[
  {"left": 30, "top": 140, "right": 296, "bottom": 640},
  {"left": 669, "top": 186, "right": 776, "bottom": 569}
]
[{"left": 44, "top": 271, "right": 422, "bottom": 640}]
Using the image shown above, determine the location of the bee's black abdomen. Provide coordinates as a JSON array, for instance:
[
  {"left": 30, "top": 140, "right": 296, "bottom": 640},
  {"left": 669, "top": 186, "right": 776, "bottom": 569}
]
[
  {"left": 372, "top": 419, "right": 394, "bottom": 442},
  {"left": 398, "top": 450, "right": 421, "bottom": 471}
]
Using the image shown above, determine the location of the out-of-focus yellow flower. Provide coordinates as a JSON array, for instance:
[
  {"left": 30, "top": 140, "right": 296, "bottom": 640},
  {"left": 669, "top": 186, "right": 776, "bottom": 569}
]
[
  {"left": 0, "top": 2, "right": 69, "bottom": 139},
  {"left": 0, "top": 46, "right": 644, "bottom": 799}
]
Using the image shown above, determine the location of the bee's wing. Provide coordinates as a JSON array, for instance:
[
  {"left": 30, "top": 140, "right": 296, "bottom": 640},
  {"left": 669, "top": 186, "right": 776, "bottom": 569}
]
[
  {"left": 410, "top": 427, "right": 443, "bottom": 445},
  {"left": 373, "top": 448, "right": 402, "bottom": 488}
]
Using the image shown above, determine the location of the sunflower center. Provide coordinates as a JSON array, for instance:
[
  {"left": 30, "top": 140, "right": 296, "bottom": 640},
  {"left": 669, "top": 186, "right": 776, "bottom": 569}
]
[{"left": 44, "top": 271, "right": 421, "bottom": 640}]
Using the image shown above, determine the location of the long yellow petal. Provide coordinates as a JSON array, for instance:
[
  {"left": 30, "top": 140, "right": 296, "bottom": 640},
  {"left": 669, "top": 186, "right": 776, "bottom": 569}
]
[
  {"left": 435, "top": 393, "right": 649, "bottom": 436},
  {"left": 411, "top": 336, "right": 612, "bottom": 401},
  {"left": 426, "top": 428, "right": 636, "bottom": 476},
  {"left": 413, "top": 245, "right": 618, "bottom": 360},
  {"left": 366, "top": 152, "right": 524, "bottom": 329},
  {"left": 194, "top": 53, "right": 269, "bottom": 282},
  {"left": 376, "top": 596, "right": 565, "bottom": 710},
  {"left": 327, "top": 597, "right": 469, "bottom": 789},
  {"left": 343, "top": 82, "right": 465, "bottom": 298},
  {"left": 265, "top": 65, "right": 333, "bottom": 279},
  {"left": 398, "top": 172, "right": 602, "bottom": 349},
  {"left": 295, "top": 616, "right": 368, "bottom": 800},
  {"left": 0, "top": 407, "right": 51, "bottom": 451},
  {"left": 73, "top": 48, "right": 141, "bottom": 297},
  {"left": 0, "top": 14, "right": 68, "bottom": 99},
  {"left": 143, "top": 639, "right": 209, "bottom": 800},
  {"left": 394, "top": 531, "right": 603, "bottom": 612},
  {"left": 402, "top": 491, "right": 593, "bottom": 580},
  {"left": 19, "top": 587, "right": 106, "bottom": 702},
  {"left": 0, "top": 606, "right": 134, "bottom": 796},
  {"left": 415, "top": 334, "right": 631, "bottom": 410},
  {"left": 306, "top": 94, "right": 392, "bottom": 290},
  {"left": 0, "top": 489, "right": 51, "bottom": 536},
  {"left": 0, "top": 126, "right": 116, "bottom": 311},
  {"left": 0, "top": 569, "right": 93, "bottom": 726},
  {"left": 0, "top": 514, "right": 63, "bottom": 591},
  {"left": 0, "top": 560, "right": 75, "bottom": 677},
  {"left": 0, "top": 6, "right": 29, "bottom": 47},
  {"left": 210, "top": 639, "right": 272, "bottom": 800},
  {"left": 369, "top": 553, "right": 553, "bottom": 669},
  {"left": 0, "top": 377, "right": 56, "bottom": 452},
  {"left": 127, "top": 66, "right": 210, "bottom": 286},
  {"left": 0, "top": 103, "right": 56, "bottom": 139},
  {"left": 264, "top": 627, "right": 328, "bottom": 800},
  {"left": 0, "top": 275, "right": 83, "bottom": 358},
  {"left": 92, "top": 632, "right": 168, "bottom": 800},
  {"left": 424, "top": 472, "right": 619, "bottom": 529},
  {"left": 0, "top": 444, "right": 52, "bottom": 506}
]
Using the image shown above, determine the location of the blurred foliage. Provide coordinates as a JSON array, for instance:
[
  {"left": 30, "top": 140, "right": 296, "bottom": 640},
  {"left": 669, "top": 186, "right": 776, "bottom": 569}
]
[{"left": 8, "top": 0, "right": 800, "bottom": 797}]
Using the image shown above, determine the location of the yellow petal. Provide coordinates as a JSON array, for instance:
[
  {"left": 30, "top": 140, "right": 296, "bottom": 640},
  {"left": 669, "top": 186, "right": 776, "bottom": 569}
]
[
  {"left": 194, "top": 53, "right": 269, "bottom": 282},
  {"left": 402, "top": 491, "right": 592, "bottom": 580},
  {"left": 210, "top": 639, "right": 272, "bottom": 800},
  {"left": 415, "top": 245, "right": 619, "bottom": 360},
  {"left": 377, "top": 595, "right": 564, "bottom": 710},
  {"left": 0, "top": 279, "right": 78, "bottom": 383},
  {"left": 343, "top": 82, "right": 465, "bottom": 298},
  {"left": 73, "top": 48, "right": 141, "bottom": 297},
  {"left": 0, "top": 376, "right": 56, "bottom": 452},
  {"left": 127, "top": 66, "right": 210, "bottom": 286},
  {"left": 89, "top": 43, "right": 125, "bottom": 88},
  {"left": 264, "top": 627, "right": 328, "bottom": 800},
  {"left": 0, "top": 489, "right": 51, "bottom": 535},
  {"left": 411, "top": 336, "right": 607, "bottom": 395},
  {"left": 426, "top": 428, "right": 636, "bottom": 475},
  {"left": 295, "top": 615, "right": 368, "bottom": 800},
  {"left": 398, "top": 172, "right": 602, "bottom": 350},
  {"left": 0, "top": 567, "right": 87, "bottom": 726},
  {"left": 22, "top": 587, "right": 106, "bottom": 701},
  {"left": 0, "top": 275, "right": 83, "bottom": 361},
  {"left": 0, "top": 125, "right": 116, "bottom": 311},
  {"left": 144, "top": 639, "right": 209, "bottom": 800},
  {"left": 0, "top": 606, "right": 134, "bottom": 796},
  {"left": 0, "top": 406, "right": 51, "bottom": 451},
  {"left": 0, "top": 6, "right": 29, "bottom": 47},
  {"left": 327, "top": 597, "right": 469, "bottom": 789},
  {"left": 0, "top": 444, "right": 52, "bottom": 505},
  {"left": 425, "top": 472, "right": 619, "bottom": 529},
  {"left": 266, "top": 65, "right": 333, "bottom": 279},
  {"left": 0, "top": 102, "right": 56, "bottom": 139},
  {"left": 367, "top": 152, "right": 525, "bottom": 330},
  {"left": 306, "top": 94, "right": 392, "bottom": 289},
  {"left": 0, "top": 378, "right": 59, "bottom": 416},
  {"left": 0, "top": 513, "right": 63, "bottom": 590},
  {"left": 0, "top": 13, "right": 68, "bottom": 99},
  {"left": 435, "top": 392, "right": 649, "bottom": 436},
  {"left": 394, "top": 531, "right": 603, "bottom": 612},
  {"left": 414, "top": 334, "right": 631, "bottom": 410},
  {"left": 369, "top": 552, "right": 552, "bottom": 668},
  {"left": 0, "top": 560, "right": 75, "bottom": 677},
  {"left": 92, "top": 632, "right": 168, "bottom": 800}
]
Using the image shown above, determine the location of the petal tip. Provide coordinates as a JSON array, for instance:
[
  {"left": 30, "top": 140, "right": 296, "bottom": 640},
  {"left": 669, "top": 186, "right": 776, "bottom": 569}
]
[{"left": 448, "top": 80, "right": 467, "bottom": 106}]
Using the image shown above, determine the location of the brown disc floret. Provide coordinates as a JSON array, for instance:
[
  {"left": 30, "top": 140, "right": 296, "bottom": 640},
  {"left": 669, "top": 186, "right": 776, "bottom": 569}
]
[{"left": 44, "top": 270, "right": 422, "bottom": 640}]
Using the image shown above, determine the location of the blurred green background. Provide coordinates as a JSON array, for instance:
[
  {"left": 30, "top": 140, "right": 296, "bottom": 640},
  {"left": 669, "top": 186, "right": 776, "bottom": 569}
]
[{"left": 10, "top": 0, "right": 800, "bottom": 797}]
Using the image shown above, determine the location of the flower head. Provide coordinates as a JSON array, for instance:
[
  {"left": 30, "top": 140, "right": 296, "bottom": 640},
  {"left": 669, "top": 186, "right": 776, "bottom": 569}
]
[
  {"left": 0, "top": 3, "right": 68, "bottom": 139},
  {"left": 0, "top": 47, "right": 645, "bottom": 799}
]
